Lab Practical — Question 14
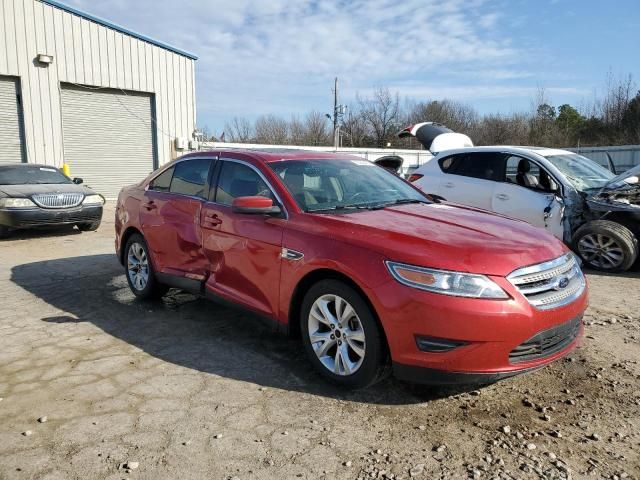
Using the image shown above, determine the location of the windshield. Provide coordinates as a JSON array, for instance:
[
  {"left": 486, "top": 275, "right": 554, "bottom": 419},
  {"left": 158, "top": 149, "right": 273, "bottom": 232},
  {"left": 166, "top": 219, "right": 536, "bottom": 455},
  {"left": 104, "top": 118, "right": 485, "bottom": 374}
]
[
  {"left": 269, "top": 158, "right": 428, "bottom": 213},
  {"left": 544, "top": 154, "right": 615, "bottom": 191},
  {"left": 0, "top": 165, "right": 72, "bottom": 185}
]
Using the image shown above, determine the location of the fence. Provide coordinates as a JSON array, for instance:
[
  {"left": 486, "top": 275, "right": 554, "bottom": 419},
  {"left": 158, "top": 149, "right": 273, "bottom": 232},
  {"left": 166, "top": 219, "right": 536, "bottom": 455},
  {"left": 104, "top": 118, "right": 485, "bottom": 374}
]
[
  {"left": 202, "top": 142, "right": 640, "bottom": 175},
  {"left": 568, "top": 145, "right": 640, "bottom": 174}
]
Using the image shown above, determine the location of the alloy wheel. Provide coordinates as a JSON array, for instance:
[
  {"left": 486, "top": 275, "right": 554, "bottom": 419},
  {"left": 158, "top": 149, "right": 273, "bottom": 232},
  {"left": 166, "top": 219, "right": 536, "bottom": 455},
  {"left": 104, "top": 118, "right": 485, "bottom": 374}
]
[
  {"left": 578, "top": 233, "right": 624, "bottom": 270},
  {"left": 307, "top": 294, "right": 366, "bottom": 376},
  {"left": 127, "top": 242, "right": 150, "bottom": 291}
]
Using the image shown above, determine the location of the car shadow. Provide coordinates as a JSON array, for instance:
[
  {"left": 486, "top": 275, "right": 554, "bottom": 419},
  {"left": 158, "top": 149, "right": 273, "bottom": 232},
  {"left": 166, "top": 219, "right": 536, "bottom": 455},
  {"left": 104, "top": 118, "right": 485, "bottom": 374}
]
[
  {"left": 1, "top": 225, "right": 81, "bottom": 241},
  {"left": 11, "top": 254, "right": 480, "bottom": 405}
]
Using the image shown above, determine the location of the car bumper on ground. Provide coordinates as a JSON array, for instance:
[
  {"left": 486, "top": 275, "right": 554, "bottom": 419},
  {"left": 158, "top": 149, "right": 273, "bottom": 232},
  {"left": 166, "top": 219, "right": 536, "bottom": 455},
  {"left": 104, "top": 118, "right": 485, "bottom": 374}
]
[
  {"left": 371, "top": 275, "right": 588, "bottom": 385},
  {"left": 0, "top": 205, "right": 103, "bottom": 229}
]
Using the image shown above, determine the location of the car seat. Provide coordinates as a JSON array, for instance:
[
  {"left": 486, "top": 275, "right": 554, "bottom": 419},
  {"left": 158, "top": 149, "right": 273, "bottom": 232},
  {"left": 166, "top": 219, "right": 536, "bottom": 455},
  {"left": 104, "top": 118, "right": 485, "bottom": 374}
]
[
  {"left": 283, "top": 167, "right": 318, "bottom": 209},
  {"left": 516, "top": 159, "right": 539, "bottom": 188}
]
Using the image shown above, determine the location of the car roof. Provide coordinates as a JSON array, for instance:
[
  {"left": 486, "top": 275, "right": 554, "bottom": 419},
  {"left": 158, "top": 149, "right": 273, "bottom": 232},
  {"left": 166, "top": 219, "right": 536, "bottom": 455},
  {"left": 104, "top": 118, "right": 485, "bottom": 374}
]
[
  {"left": 433, "top": 146, "right": 575, "bottom": 157},
  {"left": 0, "top": 163, "right": 57, "bottom": 168},
  {"left": 181, "top": 148, "right": 363, "bottom": 164}
]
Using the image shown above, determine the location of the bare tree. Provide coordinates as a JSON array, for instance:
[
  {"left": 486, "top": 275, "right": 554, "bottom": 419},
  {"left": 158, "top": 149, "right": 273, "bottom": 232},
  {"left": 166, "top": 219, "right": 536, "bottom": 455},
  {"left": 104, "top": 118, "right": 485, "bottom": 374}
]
[
  {"left": 408, "top": 99, "right": 478, "bottom": 133},
  {"left": 254, "top": 115, "right": 289, "bottom": 144},
  {"left": 358, "top": 87, "right": 401, "bottom": 148},
  {"left": 601, "top": 72, "right": 635, "bottom": 130},
  {"left": 303, "top": 111, "right": 331, "bottom": 146},
  {"left": 340, "top": 109, "right": 370, "bottom": 147},
  {"left": 224, "top": 117, "right": 253, "bottom": 143}
]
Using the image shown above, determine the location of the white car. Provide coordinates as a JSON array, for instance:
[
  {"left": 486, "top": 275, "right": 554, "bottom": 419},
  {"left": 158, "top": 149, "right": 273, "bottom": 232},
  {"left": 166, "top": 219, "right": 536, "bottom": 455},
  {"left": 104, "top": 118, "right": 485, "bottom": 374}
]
[{"left": 406, "top": 144, "right": 640, "bottom": 272}]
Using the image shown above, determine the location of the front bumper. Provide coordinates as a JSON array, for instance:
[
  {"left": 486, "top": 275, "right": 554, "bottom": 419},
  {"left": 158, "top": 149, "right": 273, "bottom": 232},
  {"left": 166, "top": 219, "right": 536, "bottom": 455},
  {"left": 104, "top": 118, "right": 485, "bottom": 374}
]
[
  {"left": 371, "top": 274, "right": 588, "bottom": 384},
  {"left": 0, "top": 205, "right": 103, "bottom": 229}
]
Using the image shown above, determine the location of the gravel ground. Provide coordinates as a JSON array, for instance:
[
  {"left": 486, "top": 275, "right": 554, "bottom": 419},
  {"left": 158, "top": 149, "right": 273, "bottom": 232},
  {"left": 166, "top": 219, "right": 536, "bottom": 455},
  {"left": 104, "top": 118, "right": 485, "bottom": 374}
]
[{"left": 0, "top": 206, "right": 638, "bottom": 480}]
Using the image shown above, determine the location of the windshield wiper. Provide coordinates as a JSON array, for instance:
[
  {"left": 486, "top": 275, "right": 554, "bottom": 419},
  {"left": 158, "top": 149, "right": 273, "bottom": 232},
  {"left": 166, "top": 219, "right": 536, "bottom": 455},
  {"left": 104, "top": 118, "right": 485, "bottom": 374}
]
[
  {"left": 307, "top": 202, "right": 380, "bottom": 213},
  {"left": 369, "top": 198, "right": 429, "bottom": 209}
]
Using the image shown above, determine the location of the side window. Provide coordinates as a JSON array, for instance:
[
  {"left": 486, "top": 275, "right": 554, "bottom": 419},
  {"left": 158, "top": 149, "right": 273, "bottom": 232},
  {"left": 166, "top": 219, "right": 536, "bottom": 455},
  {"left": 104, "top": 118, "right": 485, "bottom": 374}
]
[
  {"left": 169, "top": 159, "right": 212, "bottom": 198},
  {"left": 148, "top": 167, "right": 174, "bottom": 192},
  {"left": 438, "top": 155, "right": 461, "bottom": 173},
  {"left": 215, "top": 161, "right": 275, "bottom": 206},
  {"left": 441, "top": 153, "right": 504, "bottom": 181},
  {"left": 506, "top": 156, "right": 556, "bottom": 192}
]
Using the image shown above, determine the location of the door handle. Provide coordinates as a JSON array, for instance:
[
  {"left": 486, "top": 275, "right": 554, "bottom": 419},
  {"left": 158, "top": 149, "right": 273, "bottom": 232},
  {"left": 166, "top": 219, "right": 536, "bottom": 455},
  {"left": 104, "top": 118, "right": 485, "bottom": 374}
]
[
  {"left": 444, "top": 182, "right": 455, "bottom": 188},
  {"left": 142, "top": 201, "right": 156, "bottom": 210},
  {"left": 496, "top": 193, "right": 509, "bottom": 201}
]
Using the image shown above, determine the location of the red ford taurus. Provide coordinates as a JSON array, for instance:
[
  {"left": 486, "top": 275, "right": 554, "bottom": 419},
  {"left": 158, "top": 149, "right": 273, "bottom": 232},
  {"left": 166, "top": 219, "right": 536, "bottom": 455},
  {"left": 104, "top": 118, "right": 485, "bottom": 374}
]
[{"left": 115, "top": 150, "right": 587, "bottom": 388}]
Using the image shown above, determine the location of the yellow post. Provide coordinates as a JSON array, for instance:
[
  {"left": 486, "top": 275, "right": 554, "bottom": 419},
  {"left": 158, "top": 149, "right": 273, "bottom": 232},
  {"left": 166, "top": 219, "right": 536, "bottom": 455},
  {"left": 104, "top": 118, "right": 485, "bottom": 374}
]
[{"left": 62, "top": 163, "right": 71, "bottom": 177}]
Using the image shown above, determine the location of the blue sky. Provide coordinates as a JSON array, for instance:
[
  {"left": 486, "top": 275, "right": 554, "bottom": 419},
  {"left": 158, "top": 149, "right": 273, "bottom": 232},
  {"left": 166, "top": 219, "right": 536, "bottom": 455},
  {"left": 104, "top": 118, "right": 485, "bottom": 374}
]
[{"left": 66, "top": 0, "right": 640, "bottom": 134}]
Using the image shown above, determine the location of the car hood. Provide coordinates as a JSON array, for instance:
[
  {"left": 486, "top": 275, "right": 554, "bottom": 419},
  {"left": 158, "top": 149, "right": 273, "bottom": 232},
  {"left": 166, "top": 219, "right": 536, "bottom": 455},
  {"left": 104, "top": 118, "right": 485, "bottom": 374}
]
[
  {"left": 599, "top": 164, "right": 640, "bottom": 192},
  {"left": 309, "top": 203, "right": 567, "bottom": 277},
  {"left": 0, "top": 183, "right": 97, "bottom": 198},
  {"left": 585, "top": 164, "right": 640, "bottom": 211}
]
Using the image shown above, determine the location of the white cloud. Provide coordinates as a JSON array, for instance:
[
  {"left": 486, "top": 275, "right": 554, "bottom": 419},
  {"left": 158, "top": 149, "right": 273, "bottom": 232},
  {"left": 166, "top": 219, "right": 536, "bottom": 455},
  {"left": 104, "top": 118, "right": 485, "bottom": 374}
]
[{"left": 63, "top": 0, "right": 553, "bottom": 130}]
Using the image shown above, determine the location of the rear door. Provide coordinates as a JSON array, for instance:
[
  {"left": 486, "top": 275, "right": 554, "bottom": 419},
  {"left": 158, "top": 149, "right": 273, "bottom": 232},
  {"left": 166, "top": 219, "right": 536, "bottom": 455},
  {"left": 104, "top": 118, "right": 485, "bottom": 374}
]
[
  {"left": 140, "top": 158, "right": 214, "bottom": 279},
  {"left": 200, "top": 158, "right": 285, "bottom": 318},
  {"left": 492, "top": 155, "right": 564, "bottom": 239},
  {"left": 436, "top": 152, "right": 505, "bottom": 210}
]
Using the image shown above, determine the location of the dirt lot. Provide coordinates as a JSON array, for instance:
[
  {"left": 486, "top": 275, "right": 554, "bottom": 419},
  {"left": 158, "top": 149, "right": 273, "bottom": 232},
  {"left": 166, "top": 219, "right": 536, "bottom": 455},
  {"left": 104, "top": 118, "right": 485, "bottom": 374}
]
[{"left": 1, "top": 207, "right": 638, "bottom": 480}]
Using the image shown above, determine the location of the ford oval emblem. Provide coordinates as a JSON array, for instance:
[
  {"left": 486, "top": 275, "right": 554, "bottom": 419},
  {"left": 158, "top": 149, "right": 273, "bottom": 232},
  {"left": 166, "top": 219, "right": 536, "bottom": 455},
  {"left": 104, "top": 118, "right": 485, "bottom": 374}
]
[{"left": 556, "top": 276, "right": 570, "bottom": 290}]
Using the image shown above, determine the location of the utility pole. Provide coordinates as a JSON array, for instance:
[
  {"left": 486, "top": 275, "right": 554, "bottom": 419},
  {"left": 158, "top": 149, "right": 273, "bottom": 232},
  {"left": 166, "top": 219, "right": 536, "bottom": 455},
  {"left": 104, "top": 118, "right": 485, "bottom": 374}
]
[{"left": 333, "top": 77, "right": 339, "bottom": 148}]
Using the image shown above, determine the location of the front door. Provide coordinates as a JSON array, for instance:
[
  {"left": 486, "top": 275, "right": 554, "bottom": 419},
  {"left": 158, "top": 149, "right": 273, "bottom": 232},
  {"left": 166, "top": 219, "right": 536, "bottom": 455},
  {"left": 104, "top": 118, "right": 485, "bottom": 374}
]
[
  {"left": 492, "top": 155, "right": 564, "bottom": 239},
  {"left": 201, "top": 159, "right": 285, "bottom": 318},
  {"left": 140, "top": 158, "right": 213, "bottom": 278}
]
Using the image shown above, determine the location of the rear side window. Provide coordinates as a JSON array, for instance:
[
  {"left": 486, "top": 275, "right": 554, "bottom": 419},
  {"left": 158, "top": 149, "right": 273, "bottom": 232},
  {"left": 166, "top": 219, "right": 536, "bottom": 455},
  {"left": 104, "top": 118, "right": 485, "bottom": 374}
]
[
  {"left": 439, "top": 153, "right": 505, "bottom": 181},
  {"left": 215, "top": 161, "right": 274, "bottom": 206},
  {"left": 170, "top": 159, "right": 212, "bottom": 198},
  {"left": 148, "top": 167, "right": 174, "bottom": 192}
]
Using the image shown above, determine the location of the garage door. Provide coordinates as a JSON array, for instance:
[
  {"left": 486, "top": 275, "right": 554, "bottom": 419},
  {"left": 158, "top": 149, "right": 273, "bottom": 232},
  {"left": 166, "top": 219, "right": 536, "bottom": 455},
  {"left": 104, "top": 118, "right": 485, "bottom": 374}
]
[
  {"left": 0, "top": 76, "right": 26, "bottom": 163},
  {"left": 60, "top": 85, "right": 156, "bottom": 199}
]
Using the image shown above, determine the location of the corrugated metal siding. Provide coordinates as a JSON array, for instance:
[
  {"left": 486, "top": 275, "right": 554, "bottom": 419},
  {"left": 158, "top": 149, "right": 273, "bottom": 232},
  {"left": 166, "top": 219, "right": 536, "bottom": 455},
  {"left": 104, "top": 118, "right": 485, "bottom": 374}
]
[
  {"left": 60, "top": 85, "right": 155, "bottom": 198},
  {"left": 0, "top": 0, "right": 196, "bottom": 171},
  {"left": 0, "top": 76, "right": 26, "bottom": 163}
]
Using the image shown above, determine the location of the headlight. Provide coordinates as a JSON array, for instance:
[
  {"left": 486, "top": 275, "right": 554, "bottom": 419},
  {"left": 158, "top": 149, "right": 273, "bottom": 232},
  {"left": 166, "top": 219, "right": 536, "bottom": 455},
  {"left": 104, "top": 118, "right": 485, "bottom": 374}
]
[
  {"left": 82, "top": 194, "right": 105, "bottom": 205},
  {"left": 0, "top": 198, "right": 36, "bottom": 208},
  {"left": 386, "top": 261, "right": 509, "bottom": 299}
]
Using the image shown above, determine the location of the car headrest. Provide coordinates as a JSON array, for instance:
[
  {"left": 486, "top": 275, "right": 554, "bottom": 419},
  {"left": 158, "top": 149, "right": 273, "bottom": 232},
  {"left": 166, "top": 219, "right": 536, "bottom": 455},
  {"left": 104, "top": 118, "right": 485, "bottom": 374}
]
[{"left": 518, "top": 159, "right": 531, "bottom": 173}]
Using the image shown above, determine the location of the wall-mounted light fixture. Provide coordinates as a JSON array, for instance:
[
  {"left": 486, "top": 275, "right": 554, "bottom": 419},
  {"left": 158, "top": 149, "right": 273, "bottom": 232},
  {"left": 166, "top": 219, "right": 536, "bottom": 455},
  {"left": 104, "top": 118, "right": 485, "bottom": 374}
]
[{"left": 37, "top": 54, "right": 54, "bottom": 65}]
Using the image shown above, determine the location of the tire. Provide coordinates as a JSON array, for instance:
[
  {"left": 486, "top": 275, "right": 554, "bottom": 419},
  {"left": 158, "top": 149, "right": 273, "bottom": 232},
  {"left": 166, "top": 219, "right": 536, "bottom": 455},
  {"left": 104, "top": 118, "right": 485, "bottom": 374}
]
[
  {"left": 124, "top": 233, "right": 168, "bottom": 299},
  {"left": 572, "top": 220, "right": 638, "bottom": 272},
  {"left": 77, "top": 220, "right": 101, "bottom": 231},
  {"left": 0, "top": 225, "right": 10, "bottom": 239},
  {"left": 300, "top": 279, "right": 389, "bottom": 389}
]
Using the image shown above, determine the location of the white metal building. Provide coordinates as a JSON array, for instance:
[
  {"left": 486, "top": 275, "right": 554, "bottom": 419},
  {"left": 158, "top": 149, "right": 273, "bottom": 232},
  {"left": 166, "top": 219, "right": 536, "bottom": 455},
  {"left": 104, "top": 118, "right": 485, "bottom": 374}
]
[{"left": 0, "top": 0, "right": 197, "bottom": 197}]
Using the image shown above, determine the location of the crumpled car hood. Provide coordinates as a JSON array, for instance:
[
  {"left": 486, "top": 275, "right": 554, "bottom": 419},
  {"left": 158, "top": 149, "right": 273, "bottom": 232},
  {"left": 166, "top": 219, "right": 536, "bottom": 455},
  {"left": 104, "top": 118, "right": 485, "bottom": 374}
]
[{"left": 587, "top": 164, "right": 640, "bottom": 211}]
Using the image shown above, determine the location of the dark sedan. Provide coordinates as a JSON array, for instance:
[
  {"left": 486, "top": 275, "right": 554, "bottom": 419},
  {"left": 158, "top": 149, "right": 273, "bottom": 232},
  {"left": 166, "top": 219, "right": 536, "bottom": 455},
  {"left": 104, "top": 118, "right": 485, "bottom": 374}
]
[{"left": 0, "top": 163, "right": 104, "bottom": 238}]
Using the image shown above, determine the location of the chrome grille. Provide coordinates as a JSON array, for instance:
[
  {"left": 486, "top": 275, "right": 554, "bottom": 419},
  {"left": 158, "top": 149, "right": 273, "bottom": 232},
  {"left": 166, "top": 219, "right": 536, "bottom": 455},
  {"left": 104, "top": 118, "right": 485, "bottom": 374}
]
[
  {"left": 31, "top": 193, "right": 84, "bottom": 209},
  {"left": 507, "top": 254, "right": 586, "bottom": 310}
]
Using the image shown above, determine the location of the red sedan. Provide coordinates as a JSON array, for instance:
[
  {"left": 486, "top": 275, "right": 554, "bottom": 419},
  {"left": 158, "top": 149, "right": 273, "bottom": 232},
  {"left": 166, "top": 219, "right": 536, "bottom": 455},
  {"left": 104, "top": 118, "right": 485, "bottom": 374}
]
[{"left": 115, "top": 150, "right": 588, "bottom": 389}]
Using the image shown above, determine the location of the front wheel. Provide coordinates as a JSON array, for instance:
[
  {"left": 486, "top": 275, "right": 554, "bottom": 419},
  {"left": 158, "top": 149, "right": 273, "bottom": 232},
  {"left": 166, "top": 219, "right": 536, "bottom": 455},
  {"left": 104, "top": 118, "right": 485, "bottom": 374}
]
[
  {"left": 124, "top": 234, "right": 168, "bottom": 299},
  {"left": 300, "top": 280, "right": 389, "bottom": 389},
  {"left": 572, "top": 220, "right": 638, "bottom": 272}
]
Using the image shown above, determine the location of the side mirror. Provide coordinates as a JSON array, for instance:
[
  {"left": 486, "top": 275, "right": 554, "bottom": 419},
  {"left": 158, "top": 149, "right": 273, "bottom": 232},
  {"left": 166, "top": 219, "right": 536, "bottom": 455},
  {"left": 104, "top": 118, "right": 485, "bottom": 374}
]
[
  {"left": 73, "top": 177, "right": 83, "bottom": 184},
  {"left": 231, "top": 196, "right": 281, "bottom": 215}
]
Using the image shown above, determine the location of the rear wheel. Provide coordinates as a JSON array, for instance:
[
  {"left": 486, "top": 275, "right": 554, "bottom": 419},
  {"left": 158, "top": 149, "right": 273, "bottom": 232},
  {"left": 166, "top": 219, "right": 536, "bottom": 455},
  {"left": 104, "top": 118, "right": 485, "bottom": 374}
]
[
  {"left": 124, "top": 233, "right": 168, "bottom": 299},
  {"left": 572, "top": 220, "right": 638, "bottom": 272},
  {"left": 300, "top": 280, "right": 389, "bottom": 389},
  {"left": 77, "top": 220, "right": 101, "bottom": 232}
]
